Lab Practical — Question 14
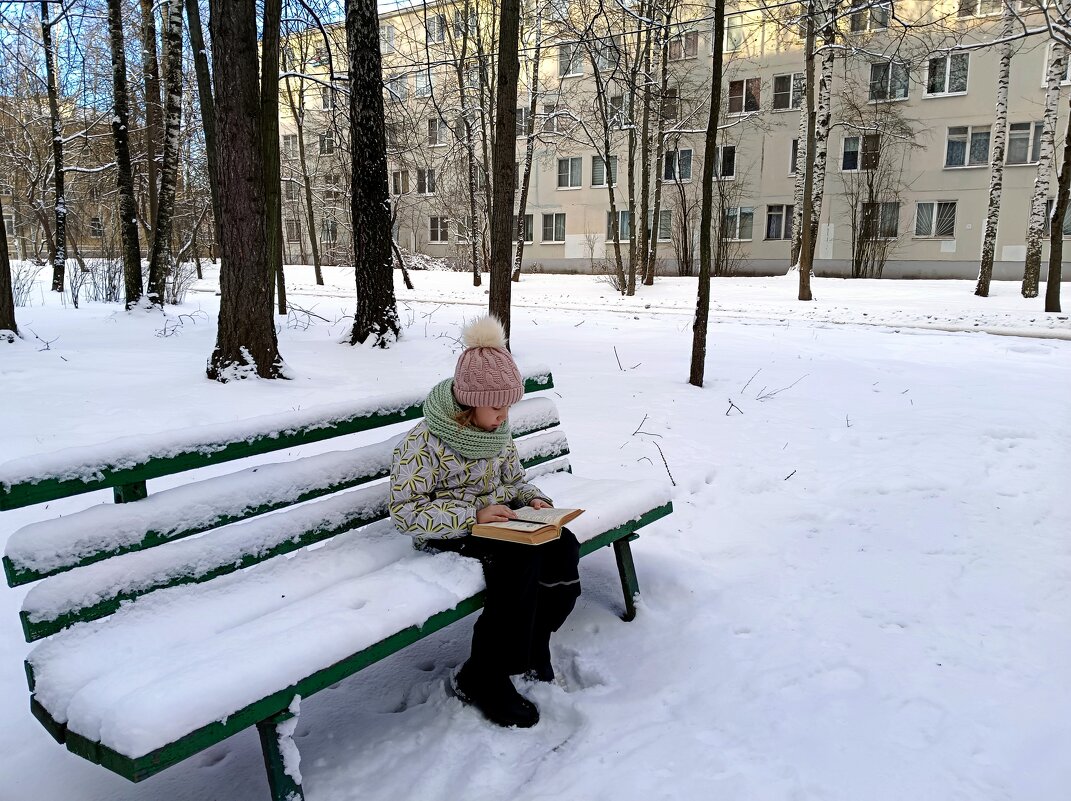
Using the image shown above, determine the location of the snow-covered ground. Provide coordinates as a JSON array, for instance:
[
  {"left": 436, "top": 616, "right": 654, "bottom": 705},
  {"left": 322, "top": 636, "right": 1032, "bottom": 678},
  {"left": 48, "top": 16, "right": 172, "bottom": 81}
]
[{"left": 1, "top": 268, "right": 1069, "bottom": 801}]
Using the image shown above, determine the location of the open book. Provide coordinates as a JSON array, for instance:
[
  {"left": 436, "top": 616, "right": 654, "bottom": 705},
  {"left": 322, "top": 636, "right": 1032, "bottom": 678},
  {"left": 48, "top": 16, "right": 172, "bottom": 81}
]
[{"left": 471, "top": 507, "right": 584, "bottom": 545}]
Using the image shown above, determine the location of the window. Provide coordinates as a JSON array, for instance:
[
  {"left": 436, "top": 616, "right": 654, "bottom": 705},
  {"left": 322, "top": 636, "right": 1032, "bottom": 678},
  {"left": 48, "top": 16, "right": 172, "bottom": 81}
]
[
  {"left": 1043, "top": 198, "right": 1071, "bottom": 236},
  {"left": 3, "top": 215, "right": 13, "bottom": 237},
  {"left": 320, "top": 86, "right": 335, "bottom": 109},
  {"left": 415, "top": 70, "right": 432, "bottom": 98},
  {"left": 606, "top": 209, "right": 631, "bottom": 241},
  {"left": 655, "top": 209, "right": 672, "bottom": 241},
  {"left": 597, "top": 39, "right": 620, "bottom": 72},
  {"left": 282, "top": 134, "right": 298, "bottom": 158},
  {"left": 385, "top": 124, "right": 400, "bottom": 149},
  {"left": 428, "top": 117, "right": 449, "bottom": 146},
  {"left": 426, "top": 13, "right": 446, "bottom": 44},
  {"left": 319, "top": 129, "right": 335, "bottom": 155},
  {"left": 324, "top": 174, "right": 341, "bottom": 202},
  {"left": 286, "top": 219, "right": 300, "bottom": 241},
  {"left": 417, "top": 168, "right": 437, "bottom": 194},
  {"left": 386, "top": 74, "right": 408, "bottom": 101},
  {"left": 1, "top": 185, "right": 12, "bottom": 196},
  {"left": 765, "top": 204, "right": 795, "bottom": 240},
  {"left": 609, "top": 94, "right": 626, "bottom": 127},
  {"left": 661, "top": 86, "right": 680, "bottom": 120},
  {"left": 285, "top": 181, "right": 299, "bottom": 201},
  {"left": 516, "top": 106, "right": 532, "bottom": 137},
  {"left": 945, "top": 125, "right": 990, "bottom": 167},
  {"left": 715, "top": 145, "right": 736, "bottom": 178},
  {"left": 454, "top": 217, "right": 472, "bottom": 243},
  {"left": 543, "top": 104, "right": 561, "bottom": 133},
  {"left": 542, "top": 213, "right": 566, "bottom": 242},
  {"left": 548, "top": 0, "right": 570, "bottom": 23},
  {"left": 429, "top": 216, "right": 449, "bottom": 242},
  {"left": 728, "top": 78, "right": 760, "bottom": 114},
  {"left": 1007, "top": 121, "right": 1043, "bottom": 164},
  {"left": 592, "top": 154, "right": 619, "bottom": 186},
  {"left": 724, "top": 14, "right": 744, "bottom": 50},
  {"left": 773, "top": 73, "right": 804, "bottom": 110},
  {"left": 391, "top": 171, "right": 410, "bottom": 195},
  {"left": 321, "top": 218, "right": 338, "bottom": 244},
  {"left": 958, "top": 0, "right": 1001, "bottom": 16},
  {"left": 926, "top": 53, "right": 969, "bottom": 95},
  {"left": 454, "top": 9, "right": 477, "bottom": 36},
  {"left": 861, "top": 201, "right": 900, "bottom": 239},
  {"left": 851, "top": 2, "right": 890, "bottom": 31},
  {"left": 380, "top": 25, "right": 395, "bottom": 53},
  {"left": 869, "top": 61, "right": 909, "bottom": 100},
  {"left": 89, "top": 217, "right": 103, "bottom": 237},
  {"left": 915, "top": 201, "right": 957, "bottom": 237},
  {"left": 668, "top": 31, "right": 698, "bottom": 60},
  {"left": 723, "top": 207, "right": 754, "bottom": 240},
  {"left": 663, "top": 148, "right": 693, "bottom": 181},
  {"left": 512, "top": 213, "right": 534, "bottom": 242},
  {"left": 842, "top": 134, "right": 879, "bottom": 170},
  {"left": 558, "top": 43, "right": 583, "bottom": 77},
  {"left": 557, "top": 156, "right": 583, "bottom": 188}
]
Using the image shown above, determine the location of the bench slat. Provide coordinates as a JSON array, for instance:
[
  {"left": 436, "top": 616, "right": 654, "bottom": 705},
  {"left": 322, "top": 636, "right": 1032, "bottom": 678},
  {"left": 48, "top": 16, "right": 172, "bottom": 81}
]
[
  {"left": 32, "top": 503, "right": 672, "bottom": 782},
  {"left": 19, "top": 433, "right": 571, "bottom": 642},
  {"left": 4, "top": 398, "right": 564, "bottom": 587},
  {"left": 0, "top": 372, "right": 554, "bottom": 511}
]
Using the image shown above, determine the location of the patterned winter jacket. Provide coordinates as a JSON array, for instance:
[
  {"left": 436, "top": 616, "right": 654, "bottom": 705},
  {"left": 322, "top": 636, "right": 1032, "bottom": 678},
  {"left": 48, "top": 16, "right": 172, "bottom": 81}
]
[{"left": 389, "top": 421, "right": 551, "bottom": 547}]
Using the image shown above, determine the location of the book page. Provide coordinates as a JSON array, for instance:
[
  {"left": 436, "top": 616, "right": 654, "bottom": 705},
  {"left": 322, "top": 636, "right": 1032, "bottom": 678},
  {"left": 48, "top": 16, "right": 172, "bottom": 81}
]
[
  {"left": 512, "top": 507, "right": 580, "bottom": 525},
  {"left": 477, "top": 520, "right": 546, "bottom": 532}
]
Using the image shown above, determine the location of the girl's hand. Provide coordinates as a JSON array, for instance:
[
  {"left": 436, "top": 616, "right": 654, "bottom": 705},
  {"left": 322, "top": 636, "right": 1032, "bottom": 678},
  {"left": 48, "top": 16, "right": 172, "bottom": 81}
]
[
  {"left": 529, "top": 498, "right": 552, "bottom": 509},
  {"left": 476, "top": 504, "right": 518, "bottom": 523}
]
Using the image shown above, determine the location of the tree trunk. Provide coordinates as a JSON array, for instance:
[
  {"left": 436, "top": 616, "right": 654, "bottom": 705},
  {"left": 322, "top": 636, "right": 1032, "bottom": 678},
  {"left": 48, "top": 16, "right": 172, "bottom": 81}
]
[
  {"left": 789, "top": 108, "right": 807, "bottom": 265},
  {"left": 0, "top": 193, "right": 16, "bottom": 337},
  {"left": 186, "top": 0, "right": 222, "bottom": 252},
  {"left": 107, "top": 0, "right": 144, "bottom": 308},
  {"left": 976, "top": 3, "right": 1014, "bottom": 298},
  {"left": 41, "top": 2, "right": 66, "bottom": 293},
  {"left": 346, "top": 0, "right": 399, "bottom": 346},
  {"left": 512, "top": 10, "right": 542, "bottom": 283},
  {"left": 140, "top": 0, "right": 163, "bottom": 237},
  {"left": 645, "top": 7, "right": 671, "bottom": 286},
  {"left": 283, "top": 77, "right": 324, "bottom": 285},
  {"left": 689, "top": 0, "right": 724, "bottom": 387},
  {"left": 489, "top": 0, "right": 520, "bottom": 339},
  {"left": 206, "top": 0, "right": 284, "bottom": 380},
  {"left": 1024, "top": 43, "right": 1063, "bottom": 299},
  {"left": 806, "top": 23, "right": 834, "bottom": 267},
  {"left": 797, "top": 1, "right": 817, "bottom": 301},
  {"left": 147, "top": 0, "right": 184, "bottom": 304},
  {"left": 261, "top": 0, "right": 284, "bottom": 315},
  {"left": 1045, "top": 91, "right": 1071, "bottom": 314},
  {"left": 633, "top": 4, "right": 654, "bottom": 297}
]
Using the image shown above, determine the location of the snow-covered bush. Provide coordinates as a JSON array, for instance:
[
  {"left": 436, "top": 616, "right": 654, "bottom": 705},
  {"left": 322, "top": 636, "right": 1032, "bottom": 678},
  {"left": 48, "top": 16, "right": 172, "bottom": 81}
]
[
  {"left": 165, "top": 261, "right": 198, "bottom": 305},
  {"left": 10, "top": 260, "right": 42, "bottom": 307}
]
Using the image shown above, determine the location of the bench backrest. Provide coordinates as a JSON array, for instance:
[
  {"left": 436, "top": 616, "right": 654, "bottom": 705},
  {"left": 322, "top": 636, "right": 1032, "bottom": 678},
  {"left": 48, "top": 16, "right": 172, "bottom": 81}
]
[{"left": 2, "top": 370, "right": 570, "bottom": 643}]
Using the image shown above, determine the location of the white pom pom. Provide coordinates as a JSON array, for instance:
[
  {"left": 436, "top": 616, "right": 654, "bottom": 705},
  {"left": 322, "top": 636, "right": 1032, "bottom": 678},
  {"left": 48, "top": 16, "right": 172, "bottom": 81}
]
[{"left": 461, "top": 315, "right": 507, "bottom": 349}]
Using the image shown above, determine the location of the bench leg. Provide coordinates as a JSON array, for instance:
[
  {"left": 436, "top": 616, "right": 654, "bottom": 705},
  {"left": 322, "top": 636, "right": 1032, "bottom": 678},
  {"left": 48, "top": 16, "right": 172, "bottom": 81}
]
[
  {"left": 256, "top": 703, "right": 305, "bottom": 801},
  {"left": 613, "top": 535, "right": 641, "bottom": 622}
]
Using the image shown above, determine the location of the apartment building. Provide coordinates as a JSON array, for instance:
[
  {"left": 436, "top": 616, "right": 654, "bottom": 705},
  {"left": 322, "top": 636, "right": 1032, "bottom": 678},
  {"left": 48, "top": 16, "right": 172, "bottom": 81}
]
[{"left": 278, "top": 0, "right": 1071, "bottom": 280}]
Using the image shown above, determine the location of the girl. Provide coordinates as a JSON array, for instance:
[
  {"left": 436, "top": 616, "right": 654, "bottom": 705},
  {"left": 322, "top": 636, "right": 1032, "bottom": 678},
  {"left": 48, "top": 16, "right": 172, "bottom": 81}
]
[{"left": 389, "top": 315, "right": 581, "bottom": 728}]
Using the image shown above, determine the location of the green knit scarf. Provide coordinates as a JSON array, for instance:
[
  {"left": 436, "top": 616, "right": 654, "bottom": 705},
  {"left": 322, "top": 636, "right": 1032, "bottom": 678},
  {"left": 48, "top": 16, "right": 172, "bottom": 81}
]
[{"left": 423, "top": 378, "right": 511, "bottom": 459}]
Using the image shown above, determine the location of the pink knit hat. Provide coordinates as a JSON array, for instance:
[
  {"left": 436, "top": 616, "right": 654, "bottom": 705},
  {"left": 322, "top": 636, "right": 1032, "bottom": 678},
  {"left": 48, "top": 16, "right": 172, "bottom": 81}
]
[{"left": 453, "top": 315, "right": 524, "bottom": 407}]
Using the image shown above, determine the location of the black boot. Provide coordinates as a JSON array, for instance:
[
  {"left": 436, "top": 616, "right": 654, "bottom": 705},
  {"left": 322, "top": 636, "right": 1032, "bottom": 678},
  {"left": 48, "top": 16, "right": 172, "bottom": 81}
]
[{"left": 455, "top": 662, "right": 539, "bottom": 728}]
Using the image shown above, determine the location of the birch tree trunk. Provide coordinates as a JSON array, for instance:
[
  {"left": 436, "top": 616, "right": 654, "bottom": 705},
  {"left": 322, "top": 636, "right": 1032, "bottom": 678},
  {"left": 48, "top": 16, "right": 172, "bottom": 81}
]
[
  {"left": 645, "top": 7, "right": 671, "bottom": 286},
  {"left": 633, "top": 6, "right": 654, "bottom": 297},
  {"left": 147, "top": 0, "right": 183, "bottom": 305},
  {"left": 140, "top": 0, "right": 163, "bottom": 236},
  {"left": 261, "top": 0, "right": 285, "bottom": 315},
  {"left": 1024, "top": 43, "right": 1063, "bottom": 298},
  {"left": 512, "top": 9, "right": 542, "bottom": 282},
  {"left": 976, "top": 2, "right": 1014, "bottom": 298},
  {"left": 489, "top": 0, "right": 520, "bottom": 338},
  {"left": 806, "top": 23, "right": 834, "bottom": 267},
  {"left": 789, "top": 109, "right": 807, "bottom": 266},
  {"left": 1045, "top": 90, "right": 1071, "bottom": 313},
  {"left": 345, "top": 0, "right": 400, "bottom": 346},
  {"left": 797, "top": 1, "right": 817, "bottom": 301},
  {"left": 186, "top": 0, "right": 221, "bottom": 254},
  {"left": 107, "top": 0, "right": 144, "bottom": 308},
  {"left": 689, "top": 0, "right": 724, "bottom": 387},
  {"left": 206, "top": 0, "right": 285, "bottom": 380},
  {"left": 41, "top": 2, "right": 66, "bottom": 293},
  {"left": 0, "top": 193, "right": 16, "bottom": 337}
]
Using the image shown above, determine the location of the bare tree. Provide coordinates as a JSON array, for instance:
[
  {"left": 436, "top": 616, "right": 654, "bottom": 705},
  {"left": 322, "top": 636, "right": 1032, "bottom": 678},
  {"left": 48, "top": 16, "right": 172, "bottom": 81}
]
[
  {"left": 139, "top": 0, "right": 163, "bottom": 236},
  {"left": 262, "top": 0, "right": 285, "bottom": 314},
  {"left": 490, "top": 0, "right": 521, "bottom": 337},
  {"left": 0, "top": 193, "right": 16, "bottom": 337},
  {"left": 40, "top": 1, "right": 66, "bottom": 292},
  {"left": 206, "top": 0, "right": 285, "bottom": 380},
  {"left": 186, "top": 0, "right": 221, "bottom": 254},
  {"left": 1023, "top": 43, "right": 1064, "bottom": 298},
  {"left": 346, "top": 0, "right": 400, "bottom": 346}
]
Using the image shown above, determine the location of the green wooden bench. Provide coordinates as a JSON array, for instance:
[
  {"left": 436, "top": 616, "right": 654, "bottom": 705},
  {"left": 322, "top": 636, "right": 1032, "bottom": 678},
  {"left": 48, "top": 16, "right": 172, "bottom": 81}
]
[{"left": 1, "top": 368, "right": 673, "bottom": 800}]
